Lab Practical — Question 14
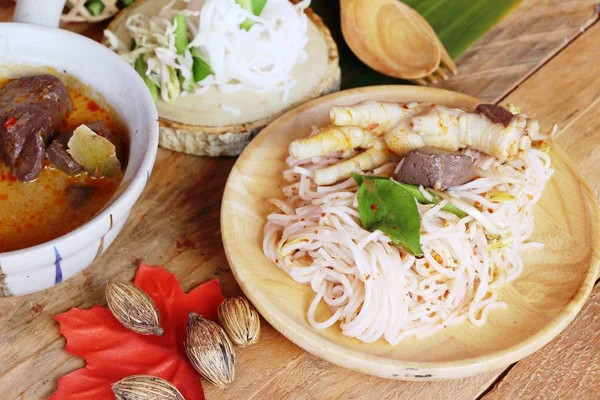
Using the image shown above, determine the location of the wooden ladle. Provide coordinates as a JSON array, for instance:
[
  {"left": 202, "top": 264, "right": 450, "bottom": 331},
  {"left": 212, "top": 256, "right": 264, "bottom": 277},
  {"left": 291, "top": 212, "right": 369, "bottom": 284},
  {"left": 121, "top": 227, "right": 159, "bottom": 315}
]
[{"left": 340, "top": 0, "right": 443, "bottom": 80}]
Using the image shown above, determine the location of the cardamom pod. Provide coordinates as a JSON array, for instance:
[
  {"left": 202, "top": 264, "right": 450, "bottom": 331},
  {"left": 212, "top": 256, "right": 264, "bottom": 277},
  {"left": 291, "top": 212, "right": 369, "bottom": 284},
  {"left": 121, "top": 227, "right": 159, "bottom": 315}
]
[
  {"left": 185, "top": 312, "right": 235, "bottom": 387},
  {"left": 112, "top": 375, "right": 184, "bottom": 400},
  {"left": 105, "top": 280, "right": 164, "bottom": 336},
  {"left": 218, "top": 297, "right": 261, "bottom": 346}
]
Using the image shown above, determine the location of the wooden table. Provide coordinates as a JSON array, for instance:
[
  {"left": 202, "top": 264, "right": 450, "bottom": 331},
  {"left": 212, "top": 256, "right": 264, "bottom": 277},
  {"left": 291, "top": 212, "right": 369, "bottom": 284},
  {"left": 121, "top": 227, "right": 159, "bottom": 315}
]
[{"left": 1, "top": 1, "right": 599, "bottom": 399}]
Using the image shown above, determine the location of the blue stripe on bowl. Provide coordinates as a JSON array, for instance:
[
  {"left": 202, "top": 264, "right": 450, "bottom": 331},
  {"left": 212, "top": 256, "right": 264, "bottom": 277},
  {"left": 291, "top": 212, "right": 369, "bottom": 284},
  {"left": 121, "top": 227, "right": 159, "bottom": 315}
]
[{"left": 53, "top": 246, "right": 63, "bottom": 285}]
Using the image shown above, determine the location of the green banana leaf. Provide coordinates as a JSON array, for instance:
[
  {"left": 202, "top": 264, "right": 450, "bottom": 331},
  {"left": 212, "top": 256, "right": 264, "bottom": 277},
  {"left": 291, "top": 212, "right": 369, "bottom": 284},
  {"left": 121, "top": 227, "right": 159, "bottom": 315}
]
[{"left": 310, "top": 0, "right": 521, "bottom": 89}]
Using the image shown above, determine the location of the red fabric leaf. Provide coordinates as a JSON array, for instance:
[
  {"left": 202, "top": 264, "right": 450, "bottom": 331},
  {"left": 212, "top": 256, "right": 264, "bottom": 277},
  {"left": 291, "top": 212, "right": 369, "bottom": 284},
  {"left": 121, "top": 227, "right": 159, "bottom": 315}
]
[{"left": 51, "top": 264, "right": 224, "bottom": 400}]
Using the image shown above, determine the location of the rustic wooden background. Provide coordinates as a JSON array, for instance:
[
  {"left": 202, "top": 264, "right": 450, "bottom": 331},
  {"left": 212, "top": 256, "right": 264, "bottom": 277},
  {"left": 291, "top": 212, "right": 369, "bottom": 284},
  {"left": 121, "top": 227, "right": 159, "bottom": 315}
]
[{"left": 0, "top": 0, "right": 599, "bottom": 399}]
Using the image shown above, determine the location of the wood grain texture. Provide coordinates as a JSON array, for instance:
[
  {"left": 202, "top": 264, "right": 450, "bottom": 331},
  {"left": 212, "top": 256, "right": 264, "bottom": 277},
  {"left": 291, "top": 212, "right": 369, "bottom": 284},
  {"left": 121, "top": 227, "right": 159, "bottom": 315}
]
[
  {"left": 481, "top": 286, "right": 600, "bottom": 400},
  {"left": 250, "top": 354, "right": 503, "bottom": 400},
  {"left": 438, "top": 0, "right": 599, "bottom": 102},
  {"left": 0, "top": 2, "right": 599, "bottom": 400},
  {"left": 318, "top": 0, "right": 597, "bottom": 102},
  {"left": 469, "top": 20, "right": 600, "bottom": 400},
  {"left": 501, "top": 22, "right": 600, "bottom": 205}
]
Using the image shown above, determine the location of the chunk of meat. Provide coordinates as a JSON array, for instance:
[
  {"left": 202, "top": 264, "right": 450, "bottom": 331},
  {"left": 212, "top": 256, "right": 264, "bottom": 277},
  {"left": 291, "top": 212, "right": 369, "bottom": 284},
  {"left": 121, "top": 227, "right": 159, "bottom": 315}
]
[
  {"left": 475, "top": 104, "right": 514, "bottom": 127},
  {"left": 395, "top": 148, "right": 474, "bottom": 190},
  {"left": 66, "top": 185, "right": 95, "bottom": 208},
  {"left": 0, "top": 74, "right": 72, "bottom": 181},
  {"left": 46, "top": 133, "right": 83, "bottom": 176},
  {"left": 86, "top": 121, "right": 125, "bottom": 165}
]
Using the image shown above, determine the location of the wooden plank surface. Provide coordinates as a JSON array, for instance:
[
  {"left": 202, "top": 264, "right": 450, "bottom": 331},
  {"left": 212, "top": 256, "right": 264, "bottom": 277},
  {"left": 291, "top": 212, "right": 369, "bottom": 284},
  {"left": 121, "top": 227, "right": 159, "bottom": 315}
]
[
  {"left": 0, "top": 1, "right": 599, "bottom": 400},
  {"left": 438, "top": 0, "right": 599, "bottom": 101},
  {"left": 481, "top": 286, "right": 600, "bottom": 400},
  {"left": 500, "top": 21, "right": 600, "bottom": 203},
  {"left": 478, "top": 20, "right": 600, "bottom": 400},
  {"left": 244, "top": 355, "right": 503, "bottom": 400},
  {"left": 326, "top": 0, "right": 599, "bottom": 102}
]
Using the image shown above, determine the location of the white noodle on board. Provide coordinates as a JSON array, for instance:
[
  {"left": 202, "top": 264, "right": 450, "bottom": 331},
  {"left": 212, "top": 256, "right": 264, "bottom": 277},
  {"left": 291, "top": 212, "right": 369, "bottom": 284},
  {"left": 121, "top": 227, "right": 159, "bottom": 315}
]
[
  {"left": 105, "top": 0, "right": 310, "bottom": 102},
  {"left": 263, "top": 147, "right": 553, "bottom": 345}
]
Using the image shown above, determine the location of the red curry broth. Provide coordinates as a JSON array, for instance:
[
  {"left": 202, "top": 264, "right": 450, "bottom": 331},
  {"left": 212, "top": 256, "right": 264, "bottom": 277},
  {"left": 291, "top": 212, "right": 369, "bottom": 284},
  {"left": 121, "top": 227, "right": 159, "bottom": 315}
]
[{"left": 0, "top": 78, "right": 127, "bottom": 252}]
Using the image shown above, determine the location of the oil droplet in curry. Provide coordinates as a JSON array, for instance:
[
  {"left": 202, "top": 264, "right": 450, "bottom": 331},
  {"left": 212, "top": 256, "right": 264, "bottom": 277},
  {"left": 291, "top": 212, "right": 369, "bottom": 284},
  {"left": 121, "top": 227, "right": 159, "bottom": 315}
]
[{"left": 0, "top": 77, "right": 127, "bottom": 252}]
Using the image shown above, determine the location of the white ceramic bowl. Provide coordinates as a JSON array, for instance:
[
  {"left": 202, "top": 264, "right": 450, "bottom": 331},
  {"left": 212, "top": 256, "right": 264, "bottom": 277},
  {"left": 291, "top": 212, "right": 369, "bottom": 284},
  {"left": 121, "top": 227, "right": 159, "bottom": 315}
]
[{"left": 0, "top": 20, "right": 158, "bottom": 296}]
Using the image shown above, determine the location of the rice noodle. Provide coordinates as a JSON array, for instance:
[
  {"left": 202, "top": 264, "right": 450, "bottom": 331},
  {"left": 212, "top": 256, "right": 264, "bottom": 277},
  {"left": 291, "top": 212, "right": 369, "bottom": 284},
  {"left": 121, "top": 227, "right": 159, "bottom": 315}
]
[
  {"left": 105, "top": 0, "right": 310, "bottom": 102},
  {"left": 263, "top": 148, "right": 553, "bottom": 345}
]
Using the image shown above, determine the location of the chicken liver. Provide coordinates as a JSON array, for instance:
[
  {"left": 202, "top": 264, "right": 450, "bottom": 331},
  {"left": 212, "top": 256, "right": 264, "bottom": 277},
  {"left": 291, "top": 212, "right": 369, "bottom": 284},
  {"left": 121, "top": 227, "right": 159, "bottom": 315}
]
[
  {"left": 0, "top": 74, "right": 72, "bottom": 181},
  {"left": 396, "top": 148, "right": 474, "bottom": 190}
]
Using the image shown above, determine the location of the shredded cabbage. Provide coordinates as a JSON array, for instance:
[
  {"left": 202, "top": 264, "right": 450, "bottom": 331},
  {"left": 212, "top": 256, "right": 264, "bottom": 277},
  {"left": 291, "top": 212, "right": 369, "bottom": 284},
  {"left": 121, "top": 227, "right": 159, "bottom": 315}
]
[{"left": 105, "top": 0, "right": 311, "bottom": 103}]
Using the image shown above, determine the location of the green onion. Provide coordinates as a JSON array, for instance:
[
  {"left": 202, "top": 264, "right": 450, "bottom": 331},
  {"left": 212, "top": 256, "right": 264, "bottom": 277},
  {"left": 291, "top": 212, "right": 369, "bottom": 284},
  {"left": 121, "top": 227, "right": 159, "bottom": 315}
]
[
  {"left": 130, "top": 38, "right": 136, "bottom": 51},
  {"left": 192, "top": 58, "right": 213, "bottom": 83},
  {"left": 147, "top": 81, "right": 158, "bottom": 102},
  {"left": 166, "top": 66, "right": 181, "bottom": 101},
  {"left": 134, "top": 57, "right": 158, "bottom": 102},
  {"left": 436, "top": 198, "right": 468, "bottom": 219},
  {"left": 191, "top": 48, "right": 213, "bottom": 82},
  {"left": 178, "top": 71, "right": 195, "bottom": 93},
  {"left": 236, "top": 0, "right": 268, "bottom": 30},
  {"left": 235, "top": 0, "right": 267, "bottom": 15},
  {"left": 134, "top": 57, "right": 145, "bottom": 80},
  {"left": 86, "top": 0, "right": 105, "bottom": 16},
  {"left": 121, "top": 0, "right": 135, "bottom": 6},
  {"left": 239, "top": 19, "right": 254, "bottom": 31},
  {"left": 251, "top": 0, "right": 267, "bottom": 14},
  {"left": 173, "top": 15, "right": 188, "bottom": 55}
]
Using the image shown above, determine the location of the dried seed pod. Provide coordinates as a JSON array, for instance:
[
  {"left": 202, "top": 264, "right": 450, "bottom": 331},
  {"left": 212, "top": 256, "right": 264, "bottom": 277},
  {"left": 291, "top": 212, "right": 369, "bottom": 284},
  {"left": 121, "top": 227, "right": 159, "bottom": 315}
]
[
  {"left": 185, "top": 312, "right": 235, "bottom": 387},
  {"left": 218, "top": 297, "right": 261, "bottom": 346},
  {"left": 112, "top": 374, "right": 184, "bottom": 400},
  {"left": 105, "top": 280, "right": 163, "bottom": 336}
]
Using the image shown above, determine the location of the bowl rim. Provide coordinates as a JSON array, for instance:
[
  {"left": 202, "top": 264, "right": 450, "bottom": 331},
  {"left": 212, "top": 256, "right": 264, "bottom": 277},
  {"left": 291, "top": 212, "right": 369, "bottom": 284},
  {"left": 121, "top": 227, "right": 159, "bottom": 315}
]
[
  {"left": 0, "top": 22, "right": 159, "bottom": 260},
  {"left": 221, "top": 85, "right": 600, "bottom": 379}
]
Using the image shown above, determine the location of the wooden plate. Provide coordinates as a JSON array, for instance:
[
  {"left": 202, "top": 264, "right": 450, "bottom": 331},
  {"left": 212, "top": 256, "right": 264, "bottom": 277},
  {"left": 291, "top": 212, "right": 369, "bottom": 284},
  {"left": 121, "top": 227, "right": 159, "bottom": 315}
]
[{"left": 221, "top": 86, "right": 600, "bottom": 380}]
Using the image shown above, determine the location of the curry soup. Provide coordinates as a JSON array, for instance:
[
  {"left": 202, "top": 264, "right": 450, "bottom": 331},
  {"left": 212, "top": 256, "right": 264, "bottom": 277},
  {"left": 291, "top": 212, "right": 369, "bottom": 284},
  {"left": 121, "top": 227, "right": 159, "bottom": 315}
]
[{"left": 0, "top": 77, "right": 127, "bottom": 252}]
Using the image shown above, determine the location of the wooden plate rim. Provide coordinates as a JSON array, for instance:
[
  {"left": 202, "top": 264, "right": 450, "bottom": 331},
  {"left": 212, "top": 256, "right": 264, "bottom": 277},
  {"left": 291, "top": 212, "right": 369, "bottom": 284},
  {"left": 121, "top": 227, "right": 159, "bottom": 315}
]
[{"left": 221, "top": 85, "right": 600, "bottom": 380}]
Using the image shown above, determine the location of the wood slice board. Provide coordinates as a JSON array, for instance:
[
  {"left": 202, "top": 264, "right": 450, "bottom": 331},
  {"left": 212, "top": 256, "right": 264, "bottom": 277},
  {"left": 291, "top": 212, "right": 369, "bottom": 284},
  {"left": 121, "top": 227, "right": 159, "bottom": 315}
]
[
  {"left": 106, "top": 0, "right": 341, "bottom": 157},
  {"left": 221, "top": 85, "right": 600, "bottom": 380}
]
